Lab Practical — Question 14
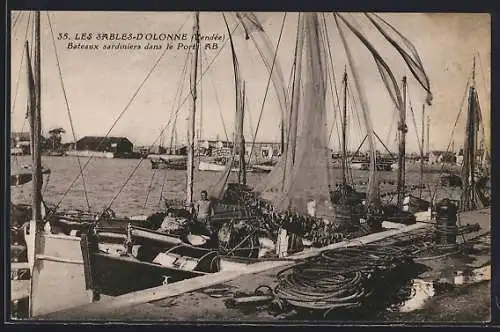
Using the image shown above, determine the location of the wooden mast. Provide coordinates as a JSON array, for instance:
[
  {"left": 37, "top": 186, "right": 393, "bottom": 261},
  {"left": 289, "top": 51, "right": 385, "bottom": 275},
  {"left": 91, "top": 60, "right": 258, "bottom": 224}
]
[
  {"left": 32, "top": 11, "right": 43, "bottom": 221},
  {"left": 461, "top": 56, "right": 478, "bottom": 211},
  {"left": 239, "top": 82, "right": 247, "bottom": 185},
  {"left": 186, "top": 12, "right": 200, "bottom": 206},
  {"left": 396, "top": 76, "right": 407, "bottom": 209},
  {"left": 222, "top": 13, "right": 246, "bottom": 185},
  {"left": 426, "top": 116, "right": 430, "bottom": 157},
  {"left": 341, "top": 68, "right": 348, "bottom": 190},
  {"left": 419, "top": 103, "right": 425, "bottom": 198},
  {"left": 27, "top": 10, "right": 43, "bottom": 318}
]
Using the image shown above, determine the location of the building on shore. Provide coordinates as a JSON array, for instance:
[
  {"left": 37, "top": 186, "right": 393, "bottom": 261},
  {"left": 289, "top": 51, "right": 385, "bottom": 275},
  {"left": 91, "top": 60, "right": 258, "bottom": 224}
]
[
  {"left": 68, "top": 136, "right": 135, "bottom": 158},
  {"left": 197, "top": 139, "right": 281, "bottom": 162}
]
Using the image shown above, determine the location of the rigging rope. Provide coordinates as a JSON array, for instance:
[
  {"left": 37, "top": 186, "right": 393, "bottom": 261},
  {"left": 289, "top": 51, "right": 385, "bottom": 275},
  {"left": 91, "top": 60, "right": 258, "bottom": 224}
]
[
  {"left": 384, "top": 109, "right": 398, "bottom": 150},
  {"left": 11, "top": 12, "right": 31, "bottom": 117},
  {"left": 248, "top": 13, "right": 287, "bottom": 163},
  {"left": 12, "top": 12, "right": 23, "bottom": 31},
  {"left": 49, "top": 16, "right": 192, "bottom": 213},
  {"left": 150, "top": 43, "right": 193, "bottom": 209},
  {"left": 201, "top": 48, "right": 230, "bottom": 143},
  {"left": 143, "top": 167, "right": 158, "bottom": 208},
  {"left": 158, "top": 165, "right": 169, "bottom": 208},
  {"left": 321, "top": 13, "right": 343, "bottom": 151},
  {"left": 98, "top": 18, "right": 244, "bottom": 213},
  {"left": 406, "top": 86, "right": 423, "bottom": 153},
  {"left": 47, "top": 12, "right": 91, "bottom": 211},
  {"left": 430, "top": 75, "right": 472, "bottom": 203},
  {"left": 346, "top": 83, "right": 366, "bottom": 159}
]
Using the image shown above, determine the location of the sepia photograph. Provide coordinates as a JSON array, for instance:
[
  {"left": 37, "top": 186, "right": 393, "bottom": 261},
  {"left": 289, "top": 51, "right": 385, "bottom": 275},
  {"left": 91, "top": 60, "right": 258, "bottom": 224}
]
[{"left": 9, "top": 11, "right": 491, "bottom": 323}]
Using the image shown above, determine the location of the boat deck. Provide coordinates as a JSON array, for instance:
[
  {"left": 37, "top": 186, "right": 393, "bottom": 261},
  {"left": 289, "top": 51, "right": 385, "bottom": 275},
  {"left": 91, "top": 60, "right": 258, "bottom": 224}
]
[{"left": 37, "top": 208, "right": 490, "bottom": 321}]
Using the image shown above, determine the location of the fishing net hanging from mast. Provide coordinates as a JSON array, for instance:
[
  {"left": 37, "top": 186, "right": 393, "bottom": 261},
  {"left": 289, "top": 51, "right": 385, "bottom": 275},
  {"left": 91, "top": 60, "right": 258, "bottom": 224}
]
[
  {"left": 460, "top": 84, "right": 489, "bottom": 211},
  {"left": 259, "top": 13, "right": 334, "bottom": 219}
]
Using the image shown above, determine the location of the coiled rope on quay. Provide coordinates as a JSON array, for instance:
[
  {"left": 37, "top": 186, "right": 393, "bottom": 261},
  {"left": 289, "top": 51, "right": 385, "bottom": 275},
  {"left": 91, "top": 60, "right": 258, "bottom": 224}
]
[{"left": 273, "top": 245, "right": 414, "bottom": 317}]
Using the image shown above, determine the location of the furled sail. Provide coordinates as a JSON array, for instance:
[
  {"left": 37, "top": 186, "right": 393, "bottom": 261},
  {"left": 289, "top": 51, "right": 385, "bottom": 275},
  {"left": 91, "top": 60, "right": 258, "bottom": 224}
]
[
  {"left": 365, "top": 13, "right": 433, "bottom": 105},
  {"left": 336, "top": 14, "right": 404, "bottom": 113}
]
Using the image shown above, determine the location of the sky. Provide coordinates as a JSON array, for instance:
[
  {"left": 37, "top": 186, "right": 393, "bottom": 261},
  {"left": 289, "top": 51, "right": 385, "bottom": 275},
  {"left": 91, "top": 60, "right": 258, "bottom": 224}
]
[{"left": 10, "top": 12, "right": 490, "bottom": 154}]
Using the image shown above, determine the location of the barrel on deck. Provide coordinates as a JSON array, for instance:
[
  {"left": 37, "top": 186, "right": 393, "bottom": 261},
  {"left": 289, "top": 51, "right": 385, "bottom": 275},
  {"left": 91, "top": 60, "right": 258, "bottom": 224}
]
[{"left": 434, "top": 199, "right": 458, "bottom": 246}]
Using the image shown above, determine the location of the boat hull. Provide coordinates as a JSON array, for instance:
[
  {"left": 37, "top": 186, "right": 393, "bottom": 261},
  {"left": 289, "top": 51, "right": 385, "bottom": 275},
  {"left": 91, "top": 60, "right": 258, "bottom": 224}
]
[
  {"left": 90, "top": 253, "right": 206, "bottom": 296},
  {"left": 28, "top": 233, "right": 91, "bottom": 317},
  {"left": 403, "top": 195, "right": 431, "bottom": 214},
  {"left": 151, "top": 159, "right": 187, "bottom": 170},
  {"left": 350, "top": 161, "right": 393, "bottom": 171},
  {"left": 252, "top": 165, "right": 273, "bottom": 173},
  {"left": 65, "top": 150, "right": 115, "bottom": 159},
  {"left": 198, "top": 161, "right": 253, "bottom": 172}
]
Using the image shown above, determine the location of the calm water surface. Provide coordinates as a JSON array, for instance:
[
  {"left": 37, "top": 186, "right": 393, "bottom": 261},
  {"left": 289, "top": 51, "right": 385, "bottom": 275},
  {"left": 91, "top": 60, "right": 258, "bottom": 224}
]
[{"left": 10, "top": 155, "right": 458, "bottom": 217}]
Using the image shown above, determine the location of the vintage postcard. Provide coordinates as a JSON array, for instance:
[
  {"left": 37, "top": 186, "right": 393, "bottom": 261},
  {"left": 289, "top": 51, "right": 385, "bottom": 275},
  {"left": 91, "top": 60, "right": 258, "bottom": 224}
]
[{"left": 9, "top": 11, "right": 491, "bottom": 323}]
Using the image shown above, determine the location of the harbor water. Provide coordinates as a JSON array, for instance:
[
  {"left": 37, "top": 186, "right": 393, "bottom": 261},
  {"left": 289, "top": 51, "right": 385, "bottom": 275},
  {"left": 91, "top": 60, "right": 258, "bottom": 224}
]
[{"left": 10, "top": 155, "right": 462, "bottom": 216}]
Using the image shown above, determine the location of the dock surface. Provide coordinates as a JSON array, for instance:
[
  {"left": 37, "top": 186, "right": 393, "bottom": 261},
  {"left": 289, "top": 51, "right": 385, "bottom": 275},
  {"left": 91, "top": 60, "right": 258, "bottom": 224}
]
[{"left": 38, "top": 208, "right": 490, "bottom": 321}]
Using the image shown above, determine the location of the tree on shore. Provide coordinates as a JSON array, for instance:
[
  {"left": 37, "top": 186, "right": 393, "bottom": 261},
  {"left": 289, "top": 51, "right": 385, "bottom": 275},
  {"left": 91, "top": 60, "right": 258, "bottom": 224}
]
[{"left": 47, "top": 127, "right": 66, "bottom": 151}]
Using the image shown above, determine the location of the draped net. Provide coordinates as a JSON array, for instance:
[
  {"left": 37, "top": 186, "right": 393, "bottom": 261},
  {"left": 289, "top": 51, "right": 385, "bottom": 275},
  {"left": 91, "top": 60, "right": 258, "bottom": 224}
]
[{"left": 258, "top": 13, "right": 335, "bottom": 219}]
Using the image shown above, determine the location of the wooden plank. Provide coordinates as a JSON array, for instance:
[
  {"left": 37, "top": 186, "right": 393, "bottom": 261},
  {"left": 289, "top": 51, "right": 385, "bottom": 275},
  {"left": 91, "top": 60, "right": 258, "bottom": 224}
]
[
  {"left": 41, "top": 221, "right": 429, "bottom": 318},
  {"left": 290, "top": 222, "right": 428, "bottom": 260}
]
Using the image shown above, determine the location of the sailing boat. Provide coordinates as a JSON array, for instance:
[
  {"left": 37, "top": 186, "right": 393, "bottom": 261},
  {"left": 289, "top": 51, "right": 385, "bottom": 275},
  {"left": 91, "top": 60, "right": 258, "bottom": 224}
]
[
  {"left": 459, "top": 57, "right": 490, "bottom": 210},
  {"left": 18, "top": 11, "right": 208, "bottom": 317},
  {"left": 149, "top": 116, "right": 188, "bottom": 170},
  {"left": 23, "top": 12, "right": 435, "bottom": 316}
]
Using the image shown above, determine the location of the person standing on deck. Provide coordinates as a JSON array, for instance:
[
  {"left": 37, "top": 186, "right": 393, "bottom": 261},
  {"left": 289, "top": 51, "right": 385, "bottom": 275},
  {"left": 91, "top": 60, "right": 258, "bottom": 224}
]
[{"left": 194, "top": 190, "right": 215, "bottom": 238}]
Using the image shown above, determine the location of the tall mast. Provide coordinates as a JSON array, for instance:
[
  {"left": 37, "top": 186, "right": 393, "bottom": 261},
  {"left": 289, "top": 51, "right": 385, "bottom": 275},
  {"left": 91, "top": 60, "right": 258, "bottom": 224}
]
[
  {"left": 282, "top": 13, "right": 304, "bottom": 191},
  {"left": 239, "top": 82, "right": 246, "bottom": 185},
  {"left": 461, "top": 56, "right": 479, "bottom": 211},
  {"left": 280, "top": 120, "right": 285, "bottom": 157},
  {"left": 32, "top": 11, "right": 43, "bottom": 222},
  {"left": 223, "top": 13, "right": 246, "bottom": 185},
  {"left": 396, "top": 76, "right": 407, "bottom": 209},
  {"left": 419, "top": 104, "right": 425, "bottom": 198},
  {"left": 426, "top": 116, "right": 430, "bottom": 156},
  {"left": 341, "top": 68, "right": 348, "bottom": 189},
  {"left": 186, "top": 12, "right": 200, "bottom": 206},
  {"left": 28, "top": 10, "right": 43, "bottom": 318}
]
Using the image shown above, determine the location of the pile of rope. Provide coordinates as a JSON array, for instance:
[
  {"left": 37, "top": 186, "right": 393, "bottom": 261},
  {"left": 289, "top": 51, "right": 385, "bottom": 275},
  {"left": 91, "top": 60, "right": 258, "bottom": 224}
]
[
  {"left": 274, "top": 245, "right": 413, "bottom": 317},
  {"left": 381, "top": 222, "right": 480, "bottom": 261}
]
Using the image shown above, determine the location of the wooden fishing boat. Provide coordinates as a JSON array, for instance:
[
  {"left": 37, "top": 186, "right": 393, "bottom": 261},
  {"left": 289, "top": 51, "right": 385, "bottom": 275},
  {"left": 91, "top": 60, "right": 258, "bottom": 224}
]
[
  {"left": 150, "top": 156, "right": 187, "bottom": 170},
  {"left": 22, "top": 12, "right": 440, "bottom": 318},
  {"left": 199, "top": 158, "right": 255, "bottom": 173},
  {"left": 81, "top": 224, "right": 220, "bottom": 297},
  {"left": 350, "top": 158, "right": 393, "bottom": 171},
  {"left": 252, "top": 160, "right": 276, "bottom": 173}
]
